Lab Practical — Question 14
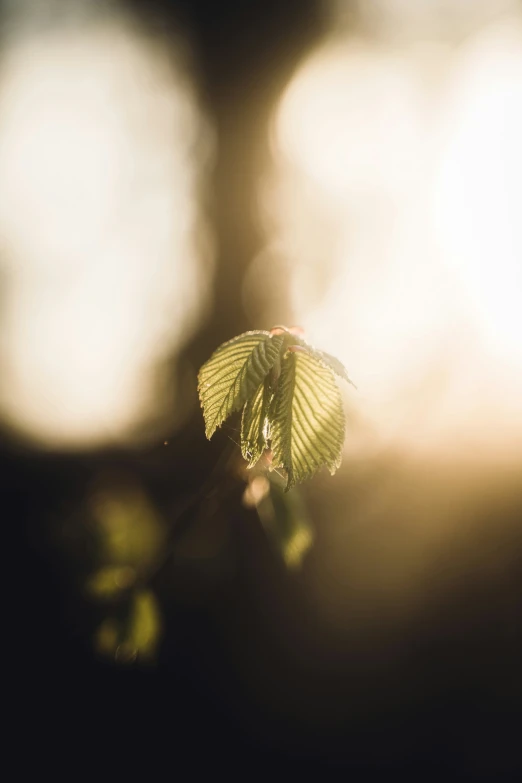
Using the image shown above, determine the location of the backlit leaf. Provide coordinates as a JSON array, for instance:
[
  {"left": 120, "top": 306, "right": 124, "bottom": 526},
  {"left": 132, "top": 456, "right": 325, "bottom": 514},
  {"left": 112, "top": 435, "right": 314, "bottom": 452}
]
[
  {"left": 240, "top": 377, "right": 273, "bottom": 467},
  {"left": 270, "top": 350, "right": 345, "bottom": 490},
  {"left": 284, "top": 335, "right": 355, "bottom": 388},
  {"left": 198, "top": 331, "right": 284, "bottom": 439},
  {"left": 311, "top": 349, "right": 357, "bottom": 388}
]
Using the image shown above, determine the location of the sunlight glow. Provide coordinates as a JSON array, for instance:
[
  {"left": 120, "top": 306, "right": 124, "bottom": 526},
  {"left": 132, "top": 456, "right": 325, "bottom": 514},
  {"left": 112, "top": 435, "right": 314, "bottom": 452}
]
[
  {"left": 435, "top": 20, "right": 522, "bottom": 365},
  {"left": 263, "top": 10, "right": 522, "bottom": 458},
  {"left": 0, "top": 5, "right": 213, "bottom": 448}
]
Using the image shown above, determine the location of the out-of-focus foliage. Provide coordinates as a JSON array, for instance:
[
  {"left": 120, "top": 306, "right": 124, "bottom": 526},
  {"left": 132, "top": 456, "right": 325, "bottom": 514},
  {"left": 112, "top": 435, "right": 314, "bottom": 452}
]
[
  {"left": 243, "top": 463, "right": 314, "bottom": 569},
  {"left": 83, "top": 479, "right": 165, "bottom": 663},
  {"left": 94, "top": 588, "right": 162, "bottom": 664},
  {"left": 85, "top": 565, "right": 137, "bottom": 599},
  {"left": 80, "top": 452, "right": 316, "bottom": 664},
  {"left": 198, "top": 326, "right": 353, "bottom": 489},
  {"left": 88, "top": 483, "right": 165, "bottom": 572}
]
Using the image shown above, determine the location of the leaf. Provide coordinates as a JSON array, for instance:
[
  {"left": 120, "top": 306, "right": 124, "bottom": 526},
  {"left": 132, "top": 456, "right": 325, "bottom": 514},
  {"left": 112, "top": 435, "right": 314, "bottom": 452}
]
[
  {"left": 276, "top": 331, "right": 356, "bottom": 389},
  {"left": 311, "top": 349, "right": 357, "bottom": 388},
  {"left": 270, "top": 350, "right": 345, "bottom": 490},
  {"left": 198, "top": 331, "right": 284, "bottom": 439},
  {"left": 240, "top": 377, "right": 273, "bottom": 467}
]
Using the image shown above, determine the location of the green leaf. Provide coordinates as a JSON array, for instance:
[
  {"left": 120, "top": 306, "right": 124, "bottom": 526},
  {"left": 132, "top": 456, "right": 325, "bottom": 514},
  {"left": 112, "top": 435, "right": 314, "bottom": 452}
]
[
  {"left": 270, "top": 350, "right": 345, "bottom": 490},
  {"left": 271, "top": 333, "right": 356, "bottom": 388},
  {"left": 311, "top": 349, "right": 357, "bottom": 388},
  {"left": 198, "top": 331, "right": 284, "bottom": 439},
  {"left": 240, "top": 377, "right": 273, "bottom": 467}
]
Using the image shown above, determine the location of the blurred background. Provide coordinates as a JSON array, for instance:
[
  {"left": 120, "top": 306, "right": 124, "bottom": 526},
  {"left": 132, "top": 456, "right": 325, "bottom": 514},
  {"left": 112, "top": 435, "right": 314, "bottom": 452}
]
[{"left": 4, "top": 0, "right": 522, "bottom": 776}]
